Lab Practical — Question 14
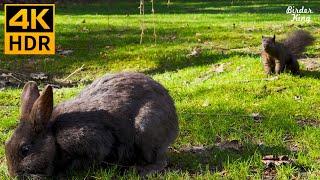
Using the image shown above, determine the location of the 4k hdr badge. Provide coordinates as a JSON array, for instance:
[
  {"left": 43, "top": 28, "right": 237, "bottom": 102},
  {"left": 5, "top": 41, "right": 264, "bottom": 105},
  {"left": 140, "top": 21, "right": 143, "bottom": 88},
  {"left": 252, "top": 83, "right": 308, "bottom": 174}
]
[{"left": 4, "top": 4, "right": 55, "bottom": 55}]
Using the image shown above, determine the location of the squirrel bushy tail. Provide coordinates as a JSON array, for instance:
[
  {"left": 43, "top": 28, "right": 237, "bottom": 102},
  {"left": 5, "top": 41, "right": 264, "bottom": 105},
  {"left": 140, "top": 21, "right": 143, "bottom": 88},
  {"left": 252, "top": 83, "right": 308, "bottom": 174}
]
[{"left": 283, "top": 30, "right": 315, "bottom": 57}]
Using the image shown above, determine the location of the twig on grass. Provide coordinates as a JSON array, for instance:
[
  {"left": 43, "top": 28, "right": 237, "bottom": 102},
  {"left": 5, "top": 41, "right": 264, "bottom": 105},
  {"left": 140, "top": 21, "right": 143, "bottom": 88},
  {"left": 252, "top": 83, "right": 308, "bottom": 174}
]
[
  {"left": 139, "top": 0, "right": 145, "bottom": 44},
  {"left": 62, "top": 64, "right": 85, "bottom": 82},
  {"left": 167, "top": 0, "right": 171, "bottom": 7},
  {"left": 140, "top": 20, "right": 145, "bottom": 45},
  {"left": 193, "top": 75, "right": 279, "bottom": 84},
  {"left": 4, "top": 73, "right": 23, "bottom": 82},
  {"left": 139, "top": 0, "right": 145, "bottom": 15},
  {"left": 225, "top": 76, "right": 279, "bottom": 83},
  {"left": 151, "top": 0, "right": 157, "bottom": 44},
  {"left": 179, "top": 111, "right": 264, "bottom": 119}
]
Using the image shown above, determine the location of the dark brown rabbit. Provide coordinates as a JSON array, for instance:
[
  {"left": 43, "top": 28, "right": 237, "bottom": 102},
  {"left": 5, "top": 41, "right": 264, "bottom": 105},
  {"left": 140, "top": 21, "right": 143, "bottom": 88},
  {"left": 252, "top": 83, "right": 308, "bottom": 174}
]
[{"left": 5, "top": 72, "right": 179, "bottom": 179}]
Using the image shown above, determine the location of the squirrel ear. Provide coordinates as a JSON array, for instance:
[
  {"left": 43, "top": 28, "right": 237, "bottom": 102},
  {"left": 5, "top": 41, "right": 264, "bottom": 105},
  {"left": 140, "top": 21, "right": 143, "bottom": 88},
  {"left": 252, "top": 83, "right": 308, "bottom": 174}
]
[
  {"left": 273, "top": 34, "right": 276, "bottom": 41},
  {"left": 20, "top": 82, "right": 40, "bottom": 120},
  {"left": 262, "top": 35, "right": 264, "bottom": 39},
  {"left": 29, "top": 85, "right": 53, "bottom": 132}
]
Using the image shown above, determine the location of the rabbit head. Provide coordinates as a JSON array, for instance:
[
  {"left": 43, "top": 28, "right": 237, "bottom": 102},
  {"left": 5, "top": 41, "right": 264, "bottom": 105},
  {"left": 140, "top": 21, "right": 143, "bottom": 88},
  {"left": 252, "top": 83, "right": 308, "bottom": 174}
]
[{"left": 5, "top": 82, "right": 56, "bottom": 178}]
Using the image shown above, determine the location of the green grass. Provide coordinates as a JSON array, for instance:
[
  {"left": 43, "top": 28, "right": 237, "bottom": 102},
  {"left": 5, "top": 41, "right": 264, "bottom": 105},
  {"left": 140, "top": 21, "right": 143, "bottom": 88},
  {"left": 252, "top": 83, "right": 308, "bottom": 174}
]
[{"left": 0, "top": 0, "right": 320, "bottom": 179}]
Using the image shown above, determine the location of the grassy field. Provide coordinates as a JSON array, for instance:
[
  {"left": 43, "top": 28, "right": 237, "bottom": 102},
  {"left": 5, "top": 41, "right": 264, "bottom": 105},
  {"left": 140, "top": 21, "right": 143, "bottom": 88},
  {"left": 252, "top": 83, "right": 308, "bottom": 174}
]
[{"left": 0, "top": 0, "right": 320, "bottom": 179}]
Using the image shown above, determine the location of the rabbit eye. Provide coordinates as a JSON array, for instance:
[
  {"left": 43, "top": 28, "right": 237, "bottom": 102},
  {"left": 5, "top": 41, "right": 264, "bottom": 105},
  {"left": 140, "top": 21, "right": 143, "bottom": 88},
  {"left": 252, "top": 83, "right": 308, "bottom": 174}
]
[{"left": 20, "top": 145, "right": 31, "bottom": 157}]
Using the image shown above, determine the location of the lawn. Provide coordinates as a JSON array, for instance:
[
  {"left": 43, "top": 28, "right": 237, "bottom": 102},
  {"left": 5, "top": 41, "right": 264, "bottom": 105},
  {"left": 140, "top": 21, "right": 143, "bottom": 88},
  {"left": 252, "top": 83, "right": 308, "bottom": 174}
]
[{"left": 0, "top": 0, "right": 320, "bottom": 179}]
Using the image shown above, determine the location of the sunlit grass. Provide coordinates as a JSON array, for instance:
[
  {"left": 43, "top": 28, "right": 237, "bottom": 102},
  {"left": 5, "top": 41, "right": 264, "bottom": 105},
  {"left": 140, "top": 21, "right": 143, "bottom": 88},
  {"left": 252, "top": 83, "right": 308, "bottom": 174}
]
[{"left": 0, "top": 0, "right": 319, "bottom": 179}]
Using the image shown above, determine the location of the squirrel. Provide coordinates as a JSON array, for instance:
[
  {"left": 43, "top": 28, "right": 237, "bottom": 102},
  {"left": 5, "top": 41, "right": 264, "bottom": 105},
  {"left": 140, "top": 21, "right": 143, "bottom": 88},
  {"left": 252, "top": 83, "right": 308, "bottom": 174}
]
[{"left": 261, "top": 30, "right": 314, "bottom": 75}]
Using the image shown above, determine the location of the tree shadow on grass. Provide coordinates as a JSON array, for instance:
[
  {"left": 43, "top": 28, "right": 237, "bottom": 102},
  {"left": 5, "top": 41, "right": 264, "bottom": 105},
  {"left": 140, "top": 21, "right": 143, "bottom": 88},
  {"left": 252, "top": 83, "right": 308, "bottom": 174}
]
[
  {"left": 163, "top": 83, "right": 311, "bottom": 175},
  {"left": 167, "top": 143, "right": 290, "bottom": 172},
  {"left": 55, "top": 0, "right": 320, "bottom": 16},
  {"left": 166, "top": 142, "right": 312, "bottom": 176},
  {"left": 144, "top": 51, "right": 224, "bottom": 75},
  {"left": 300, "top": 70, "right": 320, "bottom": 80},
  {"left": 0, "top": 26, "right": 142, "bottom": 75},
  {"left": 0, "top": 22, "right": 260, "bottom": 78},
  {"left": 144, "top": 51, "right": 260, "bottom": 75}
]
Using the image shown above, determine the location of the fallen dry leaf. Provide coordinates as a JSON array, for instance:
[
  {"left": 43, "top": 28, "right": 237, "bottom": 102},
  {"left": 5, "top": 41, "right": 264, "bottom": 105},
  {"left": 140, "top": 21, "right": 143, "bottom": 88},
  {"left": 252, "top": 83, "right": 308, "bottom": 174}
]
[
  {"left": 252, "top": 112, "right": 263, "bottom": 122},
  {"left": 202, "top": 100, "right": 210, "bottom": 107},
  {"left": 186, "top": 47, "right": 201, "bottom": 58},
  {"left": 211, "top": 62, "right": 232, "bottom": 74},
  {"left": 193, "top": 62, "right": 232, "bottom": 83},
  {"left": 218, "top": 170, "right": 228, "bottom": 177},
  {"left": 294, "top": 95, "right": 302, "bottom": 101},
  {"left": 30, "top": 72, "right": 48, "bottom": 80},
  {"left": 57, "top": 49, "right": 74, "bottom": 56},
  {"left": 246, "top": 27, "right": 254, "bottom": 32},
  {"left": 267, "top": 76, "right": 279, "bottom": 81},
  {"left": 105, "top": 45, "right": 114, "bottom": 50},
  {"left": 195, "top": 33, "right": 202, "bottom": 37},
  {"left": 170, "top": 35, "right": 177, "bottom": 40},
  {"left": 211, "top": 64, "right": 225, "bottom": 73},
  {"left": 81, "top": 27, "right": 90, "bottom": 32}
]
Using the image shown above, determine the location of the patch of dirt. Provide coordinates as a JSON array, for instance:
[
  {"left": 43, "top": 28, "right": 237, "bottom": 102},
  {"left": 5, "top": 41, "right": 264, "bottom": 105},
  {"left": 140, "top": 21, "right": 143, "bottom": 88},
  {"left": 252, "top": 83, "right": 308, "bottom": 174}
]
[
  {"left": 168, "top": 141, "right": 310, "bottom": 178},
  {"left": 297, "top": 118, "right": 320, "bottom": 127},
  {"left": 0, "top": 69, "right": 78, "bottom": 90},
  {"left": 262, "top": 155, "right": 294, "bottom": 179},
  {"left": 215, "top": 140, "right": 243, "bottom": 151},
  {"left": 300, "top": 58, "right": 320, "bottom": 71},
  {"left": 262, "top": 155, "right": 293, "bottom": 167},
  {"left": 0, "top": 69, "right": 27, "bottom": 89},
  {"left": 263, "top": 167, "right": 277, "bottom": 180},
  {"left": 167, "top": 145, "right": 216, "bottom": 173},
  {"left": 171, "top": 140, "right": 243, "bottom": 155},
  {"left": 167, "top": 140, "right": 242, "bottom": 174},
  {"left": 178, "top": 145, "right": 210, "bottom": 154}
]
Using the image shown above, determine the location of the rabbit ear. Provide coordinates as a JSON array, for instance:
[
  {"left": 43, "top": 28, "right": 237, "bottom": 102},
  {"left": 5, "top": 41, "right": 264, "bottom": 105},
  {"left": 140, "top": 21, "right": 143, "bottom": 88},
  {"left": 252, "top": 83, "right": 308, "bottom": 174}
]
[
  {"left": 30, "top": 85, "right": 53, "bottom": 132},
  {"left": 21, "top": 82, "right": 40, "bottom": 120}
]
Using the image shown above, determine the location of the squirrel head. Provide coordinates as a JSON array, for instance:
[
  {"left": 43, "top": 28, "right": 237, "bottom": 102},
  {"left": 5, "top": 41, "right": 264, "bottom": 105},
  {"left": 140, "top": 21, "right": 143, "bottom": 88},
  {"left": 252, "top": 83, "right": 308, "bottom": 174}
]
[{"left": 262, "top": 35, "right": 276, "bottom": 52}]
